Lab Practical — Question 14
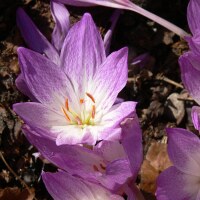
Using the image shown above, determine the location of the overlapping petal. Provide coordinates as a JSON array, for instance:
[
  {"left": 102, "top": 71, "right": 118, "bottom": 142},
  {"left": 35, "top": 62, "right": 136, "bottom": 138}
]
[
  {"left": 16, "top": 8, "right": 59, "bottom": 63},
  {"left": 156, "top": 166, "right": 200, "bottom": 200},
  {"left": 187, "top": 0, "right": 200, "bottom": 35},
  {"left": 179, "top": 51, "right": 200, "bottom": 105},
  {"left": 60, "top": 13, "right": 106, "bottom": 94},
  {"left": 191, "top": 106, "right": 200, "bottom": 130},
  {"left": 51, "top": 1, "right": 70, "bottom": 52},
  {"left": 166, "top": 128, "right": 200, "bottom": 176},
  {"left": 42, "top": 170, "right": 123, "bottom": 200}
]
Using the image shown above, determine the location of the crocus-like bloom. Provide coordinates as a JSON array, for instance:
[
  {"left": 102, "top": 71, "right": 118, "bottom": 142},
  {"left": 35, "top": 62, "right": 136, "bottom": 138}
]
[
  {"left": 185, "top": 0, "right": 200, "bottom": 54},
  {"left": 13, "top": 13, "right": 136, "bottom": 145},
  {"left": 53, "top": 0, "right": 189, "bottom": 37},
  {"left": 156, "top": 126, "right": 200, "bottom": 200},
  {"left": 23, "top": 116, "right": 144, "bottom": 200}
]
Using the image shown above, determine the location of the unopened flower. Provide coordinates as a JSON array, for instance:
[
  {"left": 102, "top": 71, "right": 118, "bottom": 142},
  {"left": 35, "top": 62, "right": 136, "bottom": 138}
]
[
  {"left": 53, "top": 0, "right": 189, "bottom": 37},
  {"left": 13, "top": 13, "right": 136, "bottom": 145},
  {"left": 23, "top": 117, "right": 144, "bottom": 199},
  {"left": 156, "top": 127, "right": 200, "bottom": 200}
]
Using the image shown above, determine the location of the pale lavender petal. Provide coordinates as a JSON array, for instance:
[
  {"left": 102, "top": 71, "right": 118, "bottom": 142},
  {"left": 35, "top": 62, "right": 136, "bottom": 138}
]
[
  {"left": 18, "top": 47, "right": 73, "bottom": 105},
  {"left": 187, "top": 0, "right": 200, "bottom": 34},
  {"left": 42, "top": 171, "right": 123, "bottom": 200},
  {"left": 13, "top": 102, "right": 65, "bottom": 140},
  {"left": 92, "top": 47, "right": 128, "bottom": 111},
  {"left": 60, "top": 13, "right": 106, "bottom": 94},
  {"left": 179, "top": 51, "right": 200, "bottom": 105},
  {"left": 121, "top": 116, "right": 143, "bottom": 180},
  {"left": 15, "top": 74, "right": 37, "bottom": 101},
  {"left": 104, "top": 10, "right": 121, "bottom": 55},
  {"left": 99, "top": 159, "right": 132, "bottom": 191},
  {"left": 23, "top": 126, "right": 103, "bottom": 179},
  {"left": 167, "top": 128, "right": 200, "bottom": 176},
  {"left": 16, "top": 8, "right": 59, "bottom": 63},
  {"left": 50, "top": 1, "right": 70, "bottom": 52},
  {"left": 191, "top": 106, "right": 200, "bottom": 130},
  {"left": 156, "top": 166, "right": 200, "bottom": 200},
  {"left": 97, "top": 101, "right": 137, "bottom": 141}
]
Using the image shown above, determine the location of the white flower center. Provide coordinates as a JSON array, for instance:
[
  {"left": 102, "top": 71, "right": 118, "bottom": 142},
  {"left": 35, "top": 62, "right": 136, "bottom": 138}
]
[{"left": 61, "top": 92, "right": 96, "bottom": 126}]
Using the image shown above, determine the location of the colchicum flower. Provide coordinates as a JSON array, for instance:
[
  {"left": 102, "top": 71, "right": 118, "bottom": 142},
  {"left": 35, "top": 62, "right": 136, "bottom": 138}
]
[
  {"left": 23, "top": 117, "right": 144, "bottom": 200},
  {"left": 156, "top": 126, "right": 200, "bottom": 200},
  {"left": 13, "top": 13, "right": 136, "bottom": 145}
]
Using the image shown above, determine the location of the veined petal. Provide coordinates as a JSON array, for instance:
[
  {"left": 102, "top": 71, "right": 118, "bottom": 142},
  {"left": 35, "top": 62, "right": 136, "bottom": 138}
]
[
  {"left": 42, "top": 171, "right": 123, "bottom": 200},
  {"left": 50, "top": 1, "right": 70, "bottom": 52},
  {"left": 13, "top": 102, "right": 65, "bottom": 140},
  {"left": 121, "top": 116, "right": 143, "bottom": 180},
  {"left": 18, "top": 47, "right": 76, "bottom": 105},
  {"left": 187, "top": 0, "right": 200, "bottom": 35},
  {"left": 99, "top": 159, "right": 132, "bottom": 191},
  {"left": 15, "top": 74, "right": 37, "bottom": 101},
  {"left": 98, "top": 101, "right": 136, "bottom": 141},
  {"left": 55, "top": 125, "right": 97, "bottom": 145},
  {"left": 185, "top": 31, "right": 200, "bottom": 54},
  {"left": 16, "top": 8, "right": 59, "bottom": 64},
  {"left": 191, "top": 106, "right": 200, "bottom": 130},
  {"left": 60, "top": 13, "right": 106, "bottom": 94},
  {"left": 156, "top": 166, "right": 200, "bottom": 200},
  {"left": 179, "top": 51, "right": 200, "bottom": 105},
  {"left": 91, "top": 47, "right": 128, "bottom": 112},
  {"left": 167, "top": 128, "right": 200, "bottom": 176}
]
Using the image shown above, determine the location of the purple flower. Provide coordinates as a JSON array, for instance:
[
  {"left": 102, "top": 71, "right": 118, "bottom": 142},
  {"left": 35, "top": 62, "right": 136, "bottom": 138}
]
[
  {"left": 23, "top": 116, "right": 144, "bottom": 199},
  {"left": 156, "top": 127, "right": 200, "bottom": 200},
  {"left": 53, "top": 0, "right": 189, "bottom": 37},
  {"left": 13, "top": 13, "right": 137, "bottom": 145},
  {"left": 185, "top": 0, "right": 200, "bottom": 53}
]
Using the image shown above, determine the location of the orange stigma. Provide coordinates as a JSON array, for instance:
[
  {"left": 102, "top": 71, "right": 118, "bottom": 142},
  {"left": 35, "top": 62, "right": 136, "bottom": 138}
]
[
  {"left": 92, "top": 105, "right": 96, "bottom": 119},
  {"left": 86, "top": 92, "right": 95, "bottom": 103},
  {"left": 65, "top": 99, "right": 69, "bottom": 111},
  {"left": 61, "top": 107, "right": 71, "bottom": 122},
  {"left": 80, "top": 98, "right": 84, "bottom": 104}
]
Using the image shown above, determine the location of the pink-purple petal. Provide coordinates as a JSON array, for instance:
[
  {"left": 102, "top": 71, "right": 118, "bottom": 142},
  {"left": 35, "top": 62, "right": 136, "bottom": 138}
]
[
  {"left": 191, "top": 106, "right": 200, "bottom": 130},
  {"left": 50, "top": 1, "right": 70, "bottom": 52},
  {"left": 179, "top": 51, "right": 200, "bottom": 105},
  {"left": 167, "top": 128, "right": 200, "bottom": 176},
  {"left": 18, "top": 47, "right": 72, "bottom": 104},
  {"left": 16, "top": 8, "right": 59, "bottom": 63},
  {"left": 187, "top": 0, "right": 200, "bottom": 35},
  {"left": 121, "top": 116, "right": 143, "bottom": 180},
  {"left": 156, "top": 166, "right": 200, "bottom": 200},
  {"left": 42, "top": 171, "right": 123, "bottom": 200},
  {"left": 92, "top": 47, "right": 128, "bottom": 111},
  {"left": 60, "top": 13, "right": 106, "bottom": 94}
]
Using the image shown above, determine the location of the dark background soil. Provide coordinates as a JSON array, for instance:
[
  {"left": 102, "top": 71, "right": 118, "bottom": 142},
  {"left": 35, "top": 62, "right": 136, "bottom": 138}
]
[{"left": 0, "top": 0, "right": 194, "bottom": 199}]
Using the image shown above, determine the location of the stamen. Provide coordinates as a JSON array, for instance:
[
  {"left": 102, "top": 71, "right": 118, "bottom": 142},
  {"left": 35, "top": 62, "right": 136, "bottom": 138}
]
[
  {"left": 92, "top": 105, "right": 96, "bottom": 119},
  {"left": 80, "top": 98, "right": 84, "bottom": 104},
  {"left": 65, "top": 99, "right": 69, "bottom": 111},
  {"left": 75, "top": 116, "right": 82, "bottom": 125},
  {"left": 86, "top": 92, "right": 95, "bottom": 103},
  {"left": 61, "top": 107, "right": 71, "bottom": 122}
]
